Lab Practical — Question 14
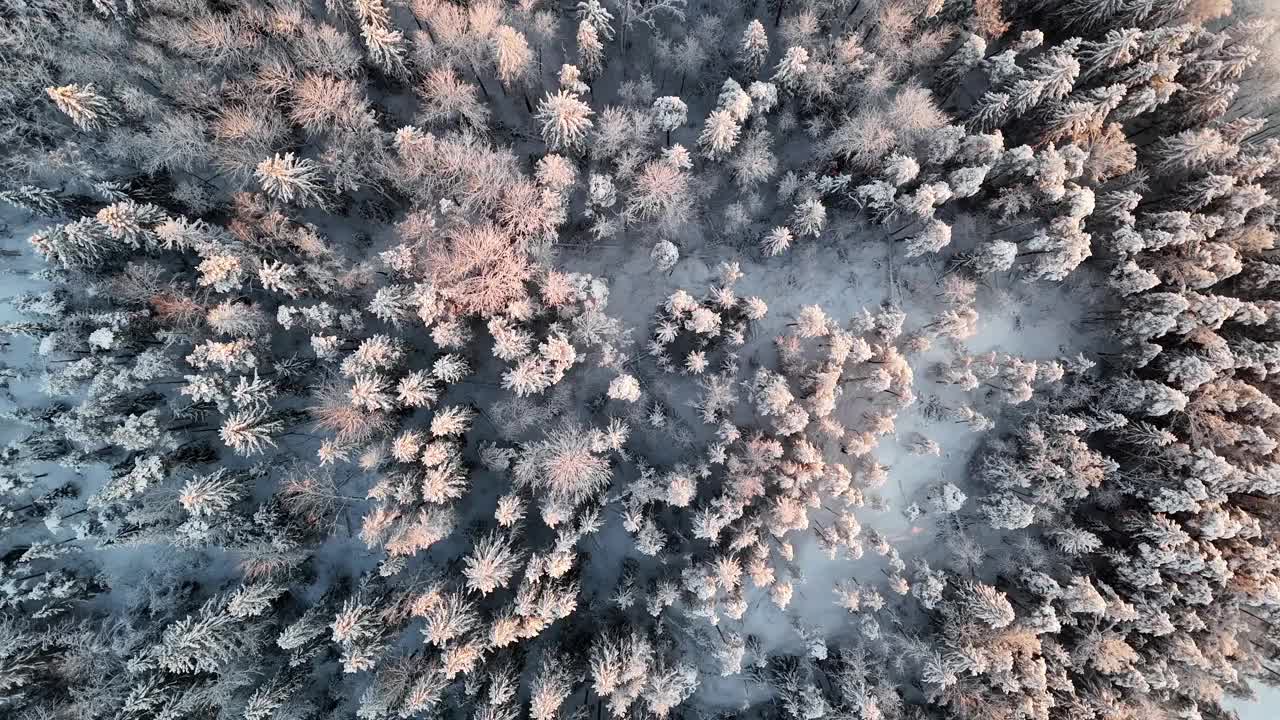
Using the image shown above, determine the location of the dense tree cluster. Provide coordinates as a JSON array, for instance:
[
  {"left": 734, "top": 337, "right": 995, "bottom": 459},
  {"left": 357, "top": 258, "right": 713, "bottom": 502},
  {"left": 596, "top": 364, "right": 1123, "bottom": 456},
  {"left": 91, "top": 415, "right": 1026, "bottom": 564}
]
[{"left": 2, "top": 0, "right": 1280, "bottom": 719}]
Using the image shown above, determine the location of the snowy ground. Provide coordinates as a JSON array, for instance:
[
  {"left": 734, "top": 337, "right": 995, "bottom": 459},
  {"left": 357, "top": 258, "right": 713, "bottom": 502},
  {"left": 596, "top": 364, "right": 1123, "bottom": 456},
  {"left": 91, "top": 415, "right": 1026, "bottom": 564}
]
[{"left": 1231, "top": 686, "right": 1279, "bottom": 720}]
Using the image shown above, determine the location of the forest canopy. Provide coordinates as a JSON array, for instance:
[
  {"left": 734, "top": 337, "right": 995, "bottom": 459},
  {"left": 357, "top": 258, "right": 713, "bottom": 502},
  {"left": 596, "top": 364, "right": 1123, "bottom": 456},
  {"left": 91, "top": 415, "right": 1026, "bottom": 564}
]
[{"left": 3, "top": 1, "right": 1280, "bottom": 720}]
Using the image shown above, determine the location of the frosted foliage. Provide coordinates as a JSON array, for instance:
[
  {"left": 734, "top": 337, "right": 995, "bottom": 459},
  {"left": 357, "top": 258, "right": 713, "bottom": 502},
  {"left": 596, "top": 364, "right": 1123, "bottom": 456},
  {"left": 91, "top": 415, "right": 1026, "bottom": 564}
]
[
  {"left": 578, "top": 22, "right": 606, "bottom": 78},
  {"left": 927, "top": 482, "right": 966, "bottom": 513},
  {"left": 904, "top": 220, "right": 951, "bottom": 257},
  {"left": 790, "top": 198, "right": 826, "bottom": 237},
  {"left": 256, "top": 152, "right": 325, "bottom": 205},
  {"left": 608, "top": 373, "right": 642, "bottom": 402},
  {"left": 493, "top": 27, "right": 532, "bottom": 88},
  {"left": 981, "top": 492, "right": 1036, "bottom": 529},
  {"left": 5, "top": 3, "right": 1278, "bottom": 720},
  {"left": 464, "top": 532, "right": 523, "bottom": 595},
  {"left": 883, "top": 154, "right": 920, "bottom": 186},
  {"left": 717, "top": 80, "right": 753, "bottom": 122},
  {"left": 739, "top": 20, "right": 769, "bottom": 72},
  {"left": 47, "top": 83, "right": 114, "bottom": 130},
  {"left": 589, "top": 174, "right": 617, "bottom": 208},
  {"left": 651, "top": 239, "right": 680, "bottom": 270},
  {"left": 748, "top": 82, "right": 778, "bottom": 115},
  {"left": 960, "top": 582, "right": 1015, "bottom": 629},
  {"left": 515, "top": 423, "right": 612, "bottom": 510},
  {"left": 577, "top": 0, "right": 615, "bottom": 40},
  {"left": 762, "top": 226, "right": 794, "bottom": 256},
  {"left": 536, "top": 90, "right": 594, "bottom": 151},
  {"left": 699, "top": 109, "right": 740, "bottom": 160},
  {"left": 773, "top": 47, "right": 809, "bottom": 89},
  {"left": 652, "top": 96, "right": 688, "bottom": 132}
]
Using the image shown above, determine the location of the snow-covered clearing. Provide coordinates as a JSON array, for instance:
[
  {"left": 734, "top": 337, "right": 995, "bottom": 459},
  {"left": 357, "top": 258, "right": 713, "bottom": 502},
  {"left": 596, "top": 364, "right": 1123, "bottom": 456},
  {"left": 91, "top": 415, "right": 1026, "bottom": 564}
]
[{"left": 547, "top": 219, "right": 1095, "bottom": 703}]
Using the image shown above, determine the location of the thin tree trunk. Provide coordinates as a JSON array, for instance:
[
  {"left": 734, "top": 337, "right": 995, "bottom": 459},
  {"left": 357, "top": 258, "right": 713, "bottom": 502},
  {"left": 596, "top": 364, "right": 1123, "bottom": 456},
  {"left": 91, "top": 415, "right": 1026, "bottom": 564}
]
[{"left": 470, "top": 62, "right": 492, "bottom": 100}]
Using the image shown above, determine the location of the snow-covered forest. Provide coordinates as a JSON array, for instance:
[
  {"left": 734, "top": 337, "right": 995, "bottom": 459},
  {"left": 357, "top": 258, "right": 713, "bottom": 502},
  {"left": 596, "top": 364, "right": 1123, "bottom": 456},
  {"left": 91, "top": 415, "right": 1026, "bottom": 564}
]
[{"left": 3, "top": 0, "right": 1280, "bottom": 718}]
